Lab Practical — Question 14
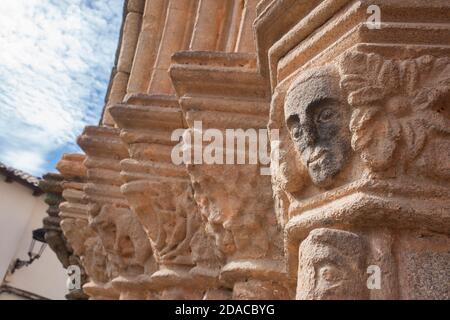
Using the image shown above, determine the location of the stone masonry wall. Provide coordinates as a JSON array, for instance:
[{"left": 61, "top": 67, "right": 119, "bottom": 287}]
[{"left": 41, "top": 0, "right": 450, "bottom": 300}]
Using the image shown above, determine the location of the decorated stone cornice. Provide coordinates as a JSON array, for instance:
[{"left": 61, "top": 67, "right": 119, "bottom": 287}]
[{"left": 255, "top": 0, "right": 450, "bottom": 91}]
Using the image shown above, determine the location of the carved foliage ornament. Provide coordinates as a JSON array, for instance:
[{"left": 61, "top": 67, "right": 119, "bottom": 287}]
[
  {"left": 124, "top": 179, "right": 201, "bottom": 266},
  {"left": 339, "top": 52, "right": 450, "bottom": 174},
  {"left": 279, "top": 52, "right": 450, "bottom": 192},
  {"left": 190, "top": 164, "right": 275, "bottom": 260},
  {"left": 90, "top": 204, "right": 153, "bottom": 276},
  {"left": 271, "top": 51, "right": 450, "bottom": 228}
]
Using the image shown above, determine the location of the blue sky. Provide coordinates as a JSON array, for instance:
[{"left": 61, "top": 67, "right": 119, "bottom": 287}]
[{"left": 0, "top": 0, "right": 123, "bottom": 177}]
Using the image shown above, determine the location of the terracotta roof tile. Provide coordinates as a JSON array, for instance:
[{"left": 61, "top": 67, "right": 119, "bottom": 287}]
[{"left": 0, "top": 162, "right": 42, "bottom": 194}]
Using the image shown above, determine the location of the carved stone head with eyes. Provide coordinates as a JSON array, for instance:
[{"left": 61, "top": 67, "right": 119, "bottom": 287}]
[
  {"left": 296, "top": 228, "right": 368, "bottom": 300},
  {"left": 284, "top": 66, "right": 352, "bottom": 188}
]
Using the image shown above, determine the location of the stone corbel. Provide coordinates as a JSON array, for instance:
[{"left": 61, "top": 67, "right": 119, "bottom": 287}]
[
  {"left": 109, "top": 95, "right": 204, "bottom": 300},
  {"left": 260, "top": 0, "right": 450, "bottom": 299},
  {"left": 39, "top": 172, "right": 90, "bottom": 300},
  {"left": 40, "top": 173, "right": 70, "bottom": 268},
  {"left": 55, "top": 153, "right": 92, "bottom": 300},
  {"left": 170, "top": 51, "right": 290, "bottom": 299},
  {"left": 77, "top": 126, "right": 155, "bottom": 300}
]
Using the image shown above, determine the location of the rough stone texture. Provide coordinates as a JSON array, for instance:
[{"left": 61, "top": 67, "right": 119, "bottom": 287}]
[
  {"left": 170, "top": 51, "right": 289, "bottom": 299},
  {"left": 265, "top": 0, "right": 450, "bottom": 300},
  {"left": 55, "top": 154, "right": 92, "bottom": 299},
  {"left": 297, "top": 228, "right": 368, "bottom": 300},
  {"left": 109, "top": 95, "right": 207, "bottom": 299},
  {"left": 117, "top": 12, "right": 142, "bottom": 74},
  {"left": 127, "top": 0, "right": 145, "bottom": 14},
  {"left": 39, "top": 174, "right": 85, "bottom": 299},
  {"left": 77, "top": 126, "right": 157, "bottom": 300},
  {"left": 42, "top": 0, "right": 450, "bottom": 299},
  {"left": 40, "top": 172, "right": 89, "bottom": 300},
  {"left": 40, "top": 173, "right": 68, "bottom": 267}
]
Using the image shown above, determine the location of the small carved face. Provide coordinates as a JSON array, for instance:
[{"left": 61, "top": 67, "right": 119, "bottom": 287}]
[
  {"left": 285, "top": 67, "right": 351, "bottom": 188},
  {"left": 297, "top": 228, "right": 368, "bottom": 300},
  {"left": 300, "top": 250, "right": 362, "bottom": 300}
]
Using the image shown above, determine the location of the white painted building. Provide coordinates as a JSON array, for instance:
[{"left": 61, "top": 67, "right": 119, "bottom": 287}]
[{"left": 0, "top": 163, "right": 68, "bottom": 300}]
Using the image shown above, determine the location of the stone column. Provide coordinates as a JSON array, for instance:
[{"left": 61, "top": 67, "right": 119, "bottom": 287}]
[
  {"left": 107, "top": 0, "right": 263, "bottom": 299},
  {"left": 40, "top": 173, "right": 69, "bottom": 268},
  {"left": 147, "top": 0, "right": 197, "bottom": 95},
  {"left": 189, "top": 0, "right": 258, "bottom": 53},
  {"left": 77, "top": 126, "right": 155, "bottom": 300},
  {"left": 170, "top": 51, "right": 290, "bottom": 299},
  {"left": 127, "top": 0, "right": 168, "bottom": 95},
  {"left": 189, "top": 0, "right": 233, "bottom": 51},
  {"left": 55, "top": 153, "right": 92, "bottom": 300},
  {"left": 40, "top": 173, "right": 90, "bottom": 300},
  {"left": 256, "top": 0, "right": 450, "bottom": 299},
  {"left": 109, "top": 95, "right": 206, "bottom": 300},
  {"left": 102, "top": 1, "right": 143, "bottom": 126},
  {"left": 232, "top": 0, "right": 257, "bottom": 53}
]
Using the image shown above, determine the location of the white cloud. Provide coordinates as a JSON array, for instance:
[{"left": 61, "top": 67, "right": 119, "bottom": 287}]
[
  {"left": 1, "top": 149, "right": 46, "bottom": 175},
  {"left": 0, "top": 0, "right": 123, "bottom": 176}
]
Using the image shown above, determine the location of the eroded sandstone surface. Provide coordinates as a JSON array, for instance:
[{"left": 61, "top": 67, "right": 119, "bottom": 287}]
[{"left": 42, "top": 0, "right": 449, "bottom": 300}]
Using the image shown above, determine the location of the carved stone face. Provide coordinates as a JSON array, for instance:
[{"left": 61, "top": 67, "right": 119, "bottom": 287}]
[
  {"left": 296, "top": 228, "right": 368, "bottom": 300},
  {"left": 284, "top": 66, "right": 351, "bottom": 188}
]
